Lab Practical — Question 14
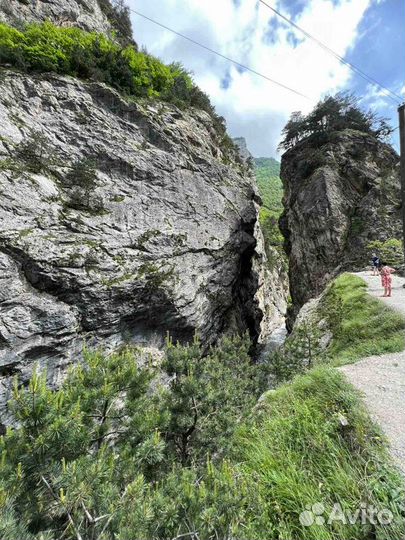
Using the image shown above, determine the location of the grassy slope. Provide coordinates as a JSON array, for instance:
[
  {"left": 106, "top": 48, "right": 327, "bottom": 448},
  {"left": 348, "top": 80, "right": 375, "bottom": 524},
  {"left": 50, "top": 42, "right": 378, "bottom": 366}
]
[
  {"left": 323, "top": 274, "right": 405, "bottom": 365},
  {"left": 236, "top": 272, "right": 405, "bottom": 538},
  {"left": 237, "top": 367, "right": 404, "bottom": 540}
]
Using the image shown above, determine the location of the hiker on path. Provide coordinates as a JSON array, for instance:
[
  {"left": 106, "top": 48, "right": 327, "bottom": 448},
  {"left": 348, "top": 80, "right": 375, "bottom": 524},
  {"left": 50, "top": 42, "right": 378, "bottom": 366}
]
[
  {"left": 371, "top": 253, "right": 380, "bottom": 276},
  {"left": 380, "top": 262, "right": 396, "bottom": 297}
]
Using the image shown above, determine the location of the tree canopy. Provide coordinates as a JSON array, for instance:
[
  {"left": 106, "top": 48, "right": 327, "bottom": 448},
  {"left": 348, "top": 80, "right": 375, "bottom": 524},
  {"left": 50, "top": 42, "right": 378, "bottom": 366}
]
[
  {"left": 279, "top": 93, "right": 393, "bottom": 152},
  {"left": 98, "top": 0, "right": 134, "bottom": 46}
]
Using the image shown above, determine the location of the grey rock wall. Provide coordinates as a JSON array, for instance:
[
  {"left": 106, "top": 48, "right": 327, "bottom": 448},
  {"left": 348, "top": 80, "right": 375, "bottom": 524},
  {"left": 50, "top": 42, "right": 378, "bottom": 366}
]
[
  {"left": 0, "top": 70, "right": 285, "bottom": 420},
  {"left": 0, "top": 0, "right": 113, "bottom": 34},
  {"left": 233, "top": 137, "right": 253, "bottom": 163},
  {"left": 280, "top": 129, "right": 402, "bottom": 324}
]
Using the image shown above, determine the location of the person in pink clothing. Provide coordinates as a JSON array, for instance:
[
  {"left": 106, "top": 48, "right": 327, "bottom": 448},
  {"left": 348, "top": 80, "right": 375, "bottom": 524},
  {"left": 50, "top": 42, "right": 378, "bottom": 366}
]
[{"left": 379, "top": 262, "right": 396, "bottom": 297}]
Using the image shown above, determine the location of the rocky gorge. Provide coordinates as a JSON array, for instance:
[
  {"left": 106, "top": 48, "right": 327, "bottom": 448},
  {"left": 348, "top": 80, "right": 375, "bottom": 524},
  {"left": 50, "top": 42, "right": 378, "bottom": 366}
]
[
  {"left": 0, "top": 1, "right": 401, "bottom": 427},
  {"left": 1, "top": 3, "right": 405, "bottom": 539},
  {"left": 0, "top": 2, "right": 288, "bottom": 423}
]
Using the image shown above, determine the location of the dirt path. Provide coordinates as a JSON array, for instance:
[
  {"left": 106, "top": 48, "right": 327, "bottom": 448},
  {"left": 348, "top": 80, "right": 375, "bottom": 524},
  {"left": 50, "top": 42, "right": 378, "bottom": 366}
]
[{"left": 340, "top": 271, "right": 405, "bottom": 475}]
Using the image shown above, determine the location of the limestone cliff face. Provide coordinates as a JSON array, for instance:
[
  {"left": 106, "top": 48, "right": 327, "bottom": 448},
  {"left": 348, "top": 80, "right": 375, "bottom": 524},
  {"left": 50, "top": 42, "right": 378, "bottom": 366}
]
[
  {"left": 0, "top": 69, "right": 285, "bottom": 417},
  {"left": 233, "top": 137, "right": 253, "bottom": 163},
  {"left": 0, "top": 0, "right": 112, "bottom": 34},
  {"left": 280, "top": 129, "right": 402, "bottom": 323}
]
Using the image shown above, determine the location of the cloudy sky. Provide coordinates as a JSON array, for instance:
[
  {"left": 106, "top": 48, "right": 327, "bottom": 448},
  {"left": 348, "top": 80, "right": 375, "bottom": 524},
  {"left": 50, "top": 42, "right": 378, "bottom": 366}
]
[{"left": 128, "top": 0, "right": 404, "bottom": 158}]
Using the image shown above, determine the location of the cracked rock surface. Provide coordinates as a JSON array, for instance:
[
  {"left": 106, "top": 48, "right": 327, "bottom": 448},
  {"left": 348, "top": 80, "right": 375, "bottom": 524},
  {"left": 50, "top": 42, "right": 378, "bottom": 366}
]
[
  {"left": 0, "top": 70, "right": 286, "bottom": 419},
  {"left": 0, "top": 0, "right": 113, "bottom": 35},
  {"left": 280, "top": 129, "right": 402, "bottom": 324}
]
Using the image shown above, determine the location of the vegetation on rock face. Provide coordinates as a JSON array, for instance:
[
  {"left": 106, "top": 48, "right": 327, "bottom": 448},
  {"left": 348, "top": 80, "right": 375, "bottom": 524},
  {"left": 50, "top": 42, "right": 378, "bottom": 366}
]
[
  {"left": 259, "top": 206, "right": 285, "bottom": 259},
  {"left": 279, "top": 92, "right": 393, "bottom": 152},
  {"left": 254, "top": 157, "right": 286, "bottom": 267},
  {"left": 0, "top": 22, "right": 230, "bottom": 140},
  {"left": 98, "top": 0, "right": 134, "bottom": 46},
  {"left": 367, "top": 239, "right": 404, "bottom": 267},
  {"left": 1, "top": 340, "right": 403, "bottom": 540},
  {"left": 254, "top": 157, "right": 282, "bottom": 212},
  {"left": 14, "top": 130, "right": 51, "bottom": 174}
]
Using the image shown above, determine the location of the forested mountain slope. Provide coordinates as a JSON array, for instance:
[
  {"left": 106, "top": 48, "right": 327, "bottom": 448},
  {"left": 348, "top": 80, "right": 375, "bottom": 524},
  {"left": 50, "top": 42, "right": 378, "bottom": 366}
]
[{"left": 254, "top": 157, "right": 283, "bottom": 213}]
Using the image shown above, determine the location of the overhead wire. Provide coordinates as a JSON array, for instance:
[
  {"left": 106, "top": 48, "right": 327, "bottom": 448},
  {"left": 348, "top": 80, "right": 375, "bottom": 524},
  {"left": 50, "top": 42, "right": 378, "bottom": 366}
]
[
  {"left": 129, "top": 8, "right": 310, "bottom": 100},
  {"left": 257, "top": 0, "right": 403, "bottom": 105},
  {"left": 129, "top": 5, "right": 403, "bottom": 109}
]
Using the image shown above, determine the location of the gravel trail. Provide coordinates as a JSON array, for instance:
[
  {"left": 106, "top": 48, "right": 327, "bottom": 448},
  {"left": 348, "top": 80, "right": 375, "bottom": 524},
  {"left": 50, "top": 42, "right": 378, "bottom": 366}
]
[{"left": 339, "top": 271, "right": 405, "bottom": 475}]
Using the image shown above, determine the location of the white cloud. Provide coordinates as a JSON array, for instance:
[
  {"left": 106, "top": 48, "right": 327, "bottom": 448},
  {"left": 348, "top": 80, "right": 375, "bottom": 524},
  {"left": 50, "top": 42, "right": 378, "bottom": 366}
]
[
  {"left": 361, "top": 83, "right": 393, "bottom": 110},
  {"left": 128, "top": 0, "right": 374, "bottom": 157}
]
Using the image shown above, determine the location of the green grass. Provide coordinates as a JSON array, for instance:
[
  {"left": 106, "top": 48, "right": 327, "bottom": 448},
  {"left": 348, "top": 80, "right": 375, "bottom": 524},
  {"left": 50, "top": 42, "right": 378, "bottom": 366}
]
[
  {"left": 236, "top": 366, "right": 405, "bottom": 540},
  {"left": 323, "top": 274, "right": 405, "bottom": 365}
]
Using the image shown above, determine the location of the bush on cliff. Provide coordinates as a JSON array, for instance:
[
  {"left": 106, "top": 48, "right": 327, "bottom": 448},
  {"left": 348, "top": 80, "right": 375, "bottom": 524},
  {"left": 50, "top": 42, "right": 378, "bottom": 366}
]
[
  {"left": 279, "top": 93, "right": 393, "bottom": 151},
  {"left": 0, "top": 22, "right": 224, "bottom": 127}
]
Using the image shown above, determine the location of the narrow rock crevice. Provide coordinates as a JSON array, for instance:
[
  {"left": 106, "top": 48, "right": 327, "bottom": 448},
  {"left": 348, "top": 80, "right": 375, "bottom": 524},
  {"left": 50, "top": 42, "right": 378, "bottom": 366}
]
[{"left": 231, "top": 209, "right": 264, "bottom": 351}]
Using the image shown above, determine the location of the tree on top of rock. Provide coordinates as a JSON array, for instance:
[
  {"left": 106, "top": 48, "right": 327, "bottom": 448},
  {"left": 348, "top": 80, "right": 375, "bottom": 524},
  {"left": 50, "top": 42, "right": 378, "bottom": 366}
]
[{"left": 278, "top": 92, "right": 393, "bottom": 152}]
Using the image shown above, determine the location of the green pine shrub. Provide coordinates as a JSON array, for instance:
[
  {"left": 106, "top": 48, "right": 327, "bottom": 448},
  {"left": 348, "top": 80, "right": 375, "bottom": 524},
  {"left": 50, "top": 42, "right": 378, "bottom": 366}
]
[{"left": 1, "top": 348, "right": 403, "bottom": 539}]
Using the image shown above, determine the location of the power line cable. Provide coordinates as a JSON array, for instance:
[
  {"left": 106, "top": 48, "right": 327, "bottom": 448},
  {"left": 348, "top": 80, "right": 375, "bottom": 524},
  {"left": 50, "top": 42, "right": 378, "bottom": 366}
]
[
  {"left": 129, "top": 8, "right": 310, "bottom": 100},
  {"left": 258, "top": 0, "right": 403, "bottom": 104}
]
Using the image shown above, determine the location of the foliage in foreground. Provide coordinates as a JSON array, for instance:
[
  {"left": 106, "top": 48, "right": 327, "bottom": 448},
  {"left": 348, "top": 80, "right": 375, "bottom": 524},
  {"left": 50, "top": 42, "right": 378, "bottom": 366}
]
[
  {"left": 0, "top": 21, "right": 231, "bottom": 141},
  {"left": 0, "top": 336, "right": 267, "bottom": 539},
  {"left": 1, "top": 334, "right": 404, "bottom": 539},
  {"left": 270, "top": 274, "right": 405, "bottom": 382}
]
